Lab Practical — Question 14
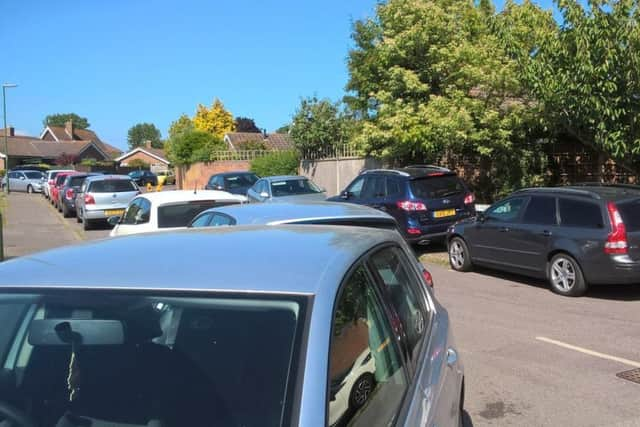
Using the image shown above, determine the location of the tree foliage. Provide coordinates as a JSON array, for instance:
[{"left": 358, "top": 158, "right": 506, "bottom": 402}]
[
  {"left": 523, "top": 0, "right": 640, "bottom": 164},
  {"left": 44, "top": 113, "right": 90, "bottom": 129},
  {"left": 250, "top": 151, "right": 300, "bottom": 177},
  {"left": 234, "top": 117, "right": 262, "bottom": 133},
  {"left": 165, "top": 130, "right": 227, "bottom": 165},
  {"left": 168, "top": 114, "right": 194, "bottom": 140},
  {"left": 290, "top": 97, "right": 353, "bottom": 155},
  {"left": 193, "top": 98, "right": 235, "bottom": 138},
  {"left": 127, "top": 123, "right": 162, "bottom": 150}
]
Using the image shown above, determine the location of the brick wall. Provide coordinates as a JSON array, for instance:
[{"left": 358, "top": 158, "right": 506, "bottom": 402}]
[{"left": 177, "top": 160, "right": 251, "bottom": 189}]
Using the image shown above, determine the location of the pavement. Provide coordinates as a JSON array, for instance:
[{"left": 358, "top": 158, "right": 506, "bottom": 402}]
[{"left": 2, "top": 191, "right": 640, "bottom": 426}]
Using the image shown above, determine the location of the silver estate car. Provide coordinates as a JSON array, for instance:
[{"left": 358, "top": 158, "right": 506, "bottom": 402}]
[
  {"left": 247, "top": 175, "right": 327, "bottom": 203},
  {"left": 75, "top": 174, "right": 140, "bottom": 230},
  {"left": 1, "top": 170, "right": 45, "bottom": 193},
  {"left": 0, "top": 226, "right": 464, "bottom": 427}
]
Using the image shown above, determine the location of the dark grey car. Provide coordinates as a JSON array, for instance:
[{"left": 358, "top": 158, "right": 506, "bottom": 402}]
[
  {"left": 447, "top": 185, "right": 640, "bottom": 296},
  {"left": 57, "top": 173, "right": 98, "bottom": 217},
  {"left": 0, "top": 225, "right": 463, "bottom": 427}
]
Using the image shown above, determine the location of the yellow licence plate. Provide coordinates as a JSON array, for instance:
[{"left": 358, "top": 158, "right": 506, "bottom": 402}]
[
  {"left": 104, "top": 209, "right": 124, "bottom": 216},
  {"left": 433, "top": 209, "right": 456, "bottom": 218}
]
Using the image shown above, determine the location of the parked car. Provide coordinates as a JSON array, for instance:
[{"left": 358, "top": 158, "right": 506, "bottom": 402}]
[
  {"left": 109, "top": 190, "right": 246, "bottom": 237},
  {"left": 327, "top": 165, "right": 476, "bottom": 245},
  {"left": 447, "top": 185, "right": 640, "bottom": 296},
  {"left": 1, "top": 170, "right": 45, "bottom": 193},
  {"left": 247, "top": 175, "right": 326, "bottom": 203},
  {"left": 0, "top": 225, "right": 464, "bottom": 427},
  {"left": 44, "top": 169, "right": 74, "bottom": 199},
  {"left": 10, "top": 165, "right": 50, "bottom": 172},
  {"left": 205, "top": 171, "right": 259, "bottom": 195},
  {"left": 51, "top": 171, "right": 80, "bottom": 206},
  {"left": 128, "top": 170, "right": 158, "bottom": 186},
  {"left": 156, "top": 170, "right": 176, "bottom": 186},
  {"left": 56, "top": 173, "right": 99, "bottom": 217},
  {"left": 75, "top": 175, "right": 140, "bottom": 230}
]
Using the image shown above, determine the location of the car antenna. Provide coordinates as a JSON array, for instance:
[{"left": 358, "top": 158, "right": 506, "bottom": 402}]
[{"left": 194, "top": 184, "right": 197, "bottom": 195}]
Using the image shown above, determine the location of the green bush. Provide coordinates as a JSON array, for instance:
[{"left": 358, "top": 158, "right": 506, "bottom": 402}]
[
  {"left": 250, "top": 150, "right": 300, "bottom": 177},
  {"left": 128, "top": 159, "right": 150, "bottom": 169}
]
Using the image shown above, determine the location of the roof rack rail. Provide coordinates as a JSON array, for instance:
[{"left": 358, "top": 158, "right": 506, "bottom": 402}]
[
  {"left": 514, "top": 187, "right": 601, "bottom": 200},
  {"left": 360, "top": 169, "right": 411, "bottom": 177},
  {"left": 405, "top": 164, "right": 451, "bottom": 172},
  {"left": 572, "top": 182, "right": 640, "bottom": 190}
]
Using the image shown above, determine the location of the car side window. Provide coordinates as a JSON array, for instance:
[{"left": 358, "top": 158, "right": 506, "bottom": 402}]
[
  {"left": 559, "top": 198, "right": 604, "bottom": 228},
  {"left": 369, "top": 247, "right": 427, "bottom": 360},
  {"left": 486, "top": 197, "right": 527, "bottom": 222},
  {"left": 137, "top": 198, "right": 152, "bottom": 223},
  {"left": 346, "top": 176, "right": 365, "bottom": 199},
  {"left": 522, "top": 196, "right": 557, "bottom": 226},
  {"left": 190, "top": 213, "right": 212, "bottom": 227},
  {"left": 210, "top": 213, "right": 235, "bottom": 226},
  {"left": 328, "top": 265, "right": 407, "bottom": 426},
  {"left": 122, "top": 199, "right": 142, "bottom": 225},
  {"left": 361, "top": 176, "right": 385, "bottom": 199},
  {"left": 385, "top": 178, "right": 402, "bottom": 198}
]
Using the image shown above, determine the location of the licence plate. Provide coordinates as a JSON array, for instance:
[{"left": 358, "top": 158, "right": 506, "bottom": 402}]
[
  {"left": 433, "top": 209, "right": 456, "bottom": 218},
  {"left": 104, "top": 209, "right": 124, "bottom": 216}
]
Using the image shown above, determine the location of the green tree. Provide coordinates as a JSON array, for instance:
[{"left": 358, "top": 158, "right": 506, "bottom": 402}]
[
  {"left": 43, "top": 113, "right": 90, "bottom": 129},
  {"left": 290, "top": 97, "right": 352, "bottom": 155},
  {"left": 524, "top": 0, "right": 640, "bottom": 166},
  {"left": 168, "top": 114, "right": 194, "bottom": 139},
  {"left": 276, "top": 124, "right": 291, "bottom": 134},
  {"left": 127, "top": 123, "right": 162, "bottom": 150},
  {"left": 193, "top": 98, "right": 235, "bottom": 138},
  {"left": 234, "top": 117, "right": 261, "bottom": 133},
  {"left": 165, "top": 130, "right": 227, "bottom": 165}
]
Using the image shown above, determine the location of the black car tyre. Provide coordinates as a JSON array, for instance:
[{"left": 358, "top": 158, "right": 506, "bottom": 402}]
[
  {"left": 348, "top": 373, "right": 374, "bottom": 410},
  {"left": 82, "top": 214, "right": 92, "bottom": 231},
  {"left": 62, "top": 203, "right": 71, "bottom": 218},
  {"left": 27, "top": 185, "right": 33, "bottom": 194},
  {"left": 449, "top": 237, "right": 472, "bottom": 272},
  {"left": 548, "top": 253, "right": 587, "bottom": 297}
]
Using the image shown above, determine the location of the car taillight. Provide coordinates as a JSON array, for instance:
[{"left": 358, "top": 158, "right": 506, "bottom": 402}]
[
  {"left": 464, "top": 193, "right": 475, "bottom": 205},
  {"left": 65, "top": 188, "right": 74, "bottom": 200},
  {"left": 84, "top": 194, "right": 95, "bottom": 205},
  {"left": 407, "top": 227, "right": 421, "bottom": 235},
  {"left": 605, "top": 202, "right": 628, "bottom": 254},
  {"left": 397, "top": 200, "right": 427, "bottom": 211},
  {"left": 422, "top": 267, "right": 434, "bottom": 288}
]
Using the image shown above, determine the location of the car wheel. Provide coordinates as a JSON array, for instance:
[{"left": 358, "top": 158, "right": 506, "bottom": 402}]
[
  {"left": 548, "top": 253, "right": 587, "bottom": 296},
  {"left": 348, "top": 373, "right": 374, "bottom": 410},
  {"left": 83, "top": 216, "right": 92, "bottom": 231},
  {"left": 27, "top": 185, "right": 33, "bottom": 194},
  {"left": 449, "top": 237, "right": 472, "bottom": 272},
  {"left": 62, "top": 203, "right": 70, "bottom": 218}
]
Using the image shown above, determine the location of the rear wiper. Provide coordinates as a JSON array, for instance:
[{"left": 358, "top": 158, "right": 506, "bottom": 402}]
[{"left": 439, "top": 190, "right": 461, "bottom": 198}]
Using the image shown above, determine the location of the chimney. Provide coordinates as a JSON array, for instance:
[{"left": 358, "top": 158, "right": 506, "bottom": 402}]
[
  {"left": 3, "top": 127, "right": 14, "bottom": 137},
  {"left": 65, "top": 120, "right": 74, "bottom": 139},
  {"left": 145, "top": 140, "right": 152, "bottom": 149}
]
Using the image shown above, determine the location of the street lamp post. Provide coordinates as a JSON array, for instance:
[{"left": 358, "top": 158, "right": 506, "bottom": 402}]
[{"left": 2, "top": 83, "right": 17, "bottom": 194}]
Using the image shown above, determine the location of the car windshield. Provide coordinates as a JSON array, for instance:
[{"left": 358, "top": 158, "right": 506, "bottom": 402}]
[
  {"left": 157, "top": 201, "right": 240, "bottom": 228},
  {"left": 270, "top": 179, "right": 322, "bottom": 197},
  {"left": 225, "top": 174, "right": 258, "bottom": 188},
  {"left": 89, "top": 179, "right": 137, "bottom": 193},
  {"left": 25, "top": 171, "right": 44, "bottom": 179},
  {"left": 0, "top": 291, "right": 304, "bottom": 427},
  {"left": 129, "top": 171, "right": 143, "bottom": 178},
  {"left": 410, "top": 175, "right": 465, "bottom": 199}
]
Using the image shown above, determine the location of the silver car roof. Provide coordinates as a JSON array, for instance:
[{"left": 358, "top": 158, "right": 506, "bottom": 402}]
[
  {"left": 262, "top": 175, "right": 308, "bottom": 182},
  {"left": 0, "top": 225, "right": 400, "bottom": 296},
  {"left": 196, "top": 201, "right": 396, "bottom": 225},
  {"left": 84, "top": 174, "right": 132, "bottom": 182}
]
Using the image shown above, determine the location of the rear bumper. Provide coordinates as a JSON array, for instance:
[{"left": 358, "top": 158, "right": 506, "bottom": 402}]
[
  {"left": 84, "top": 205, "right": 127, "bottom": 220},
  {"left": 403, "top": 210, "right": 474, "bottom": 244},
  {"left": 585, "top": 255, "right": 640, "bottom": 285}
]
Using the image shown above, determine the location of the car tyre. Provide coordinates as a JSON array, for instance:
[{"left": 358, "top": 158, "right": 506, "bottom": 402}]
[
  {"left": 548, "top": 253, "right": 587, "bottom": 297},
  {"left": 62, "top": 203, "right": 71, "bottom": 218},
  {"left": 27, "top": 185, "right": 33, "bottom": 194},
  {"left": 348, "top": 373, "right": 375, "bottom": 410},
  {"left": 449, "top": 237, "right": 472, "bottom": 272},
  {"left": 82, "top": 213, "right": 92, "bottom": 230}
]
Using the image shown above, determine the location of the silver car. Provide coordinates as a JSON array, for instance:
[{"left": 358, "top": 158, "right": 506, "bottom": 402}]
[
  {"left": 75, "top": 174, "right": 140, "bottom": 230},
  {"left": 1, "top": 170, "right": 45, "bottom": 193},
  {"left": 0, "top": 225, "right": 464, "bottom": 427},
  {"left": 247, "top": 175, "right": 327, "bottom": 203}
]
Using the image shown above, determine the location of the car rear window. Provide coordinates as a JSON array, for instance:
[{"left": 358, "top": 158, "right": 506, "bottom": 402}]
[
  {"left": 559, "top": 198, "right": 604, "bottom": 228},
  {"left": 410, "top": 175, "right": 465, "bottom": 199},
  {"left": 157, "top": 201, "right": 240, "bottom": 228},
  {"left": 69, "top": 175, "right": 88, "bottom": 187},
  {"left": 89, "top": 179, "right": 137, "bottom": 193},
  {"left": 617, "top": 199, "right": 640, "bottom": 232},
  {"left": 225, "top": 174, "right": 258, "bottom": 188},
  {"left": 270, "top": 179, "right": 321, "bottom": 197},
  {"left": 0, "top": 291, "right": 305, "bottom": 427}
]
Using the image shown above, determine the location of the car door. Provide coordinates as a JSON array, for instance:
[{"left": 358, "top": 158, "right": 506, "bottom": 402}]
[
  {"left": 360, "top": 175, "right": 386, "bottom": 210},
  {"left": 382, "top": 176, "right": 405, "bottom": 222},
  {"left": 517, "top": 195, "right": 558, "bottom": 274},
  {"left": 115, "top": 198, "right": 152, "bottom": 236},
  {"left": 247, "top": 179, "right": 265, "bottom": 202},
  {"left": 13, "top": 172, "right": 27, "bottom": 191},
  {"left": 466, "top": 196, "right": 528, "bottom": 267},
  {"left": 338, "top": 175, "right": 367, "bottom": 204}
]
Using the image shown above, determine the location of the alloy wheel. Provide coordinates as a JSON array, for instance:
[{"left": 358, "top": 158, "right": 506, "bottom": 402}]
[
  {"left": 551, "top": 258, "right": 576, "bottom": 291},
  {"left": 352, "top": 377, "right": 372, "bottom": 406},
  {"left": 449, "top": 241, "right": 465, "bottom": 269}
]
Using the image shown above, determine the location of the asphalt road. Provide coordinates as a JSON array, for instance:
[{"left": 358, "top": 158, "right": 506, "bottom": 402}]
[{"left": 427, "top": 261, "right": 640, "bottom": 427}]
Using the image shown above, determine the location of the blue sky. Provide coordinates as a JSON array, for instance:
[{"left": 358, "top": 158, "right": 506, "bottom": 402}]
[{"left": 2, "top": 0, "right": 556, "bottom": 150}]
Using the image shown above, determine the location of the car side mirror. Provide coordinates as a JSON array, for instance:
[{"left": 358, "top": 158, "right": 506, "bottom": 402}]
[
  {"left": 477, "top": 212, "right": 489, "bottom": 223},
  {"left": 215, "top": 185, "right": 224, "bottom": 191},
  {"left": 19, "top": 176, "right": 26, "bottom": 180},
  {"left": 107, "top": 216, "right": 121, "bottom": 226},
  {"left": 340, "top": 190, "right": 351, "bottom": 199},
  {"left": 260, "top": 191, "right": 269, "bottom": 198}
]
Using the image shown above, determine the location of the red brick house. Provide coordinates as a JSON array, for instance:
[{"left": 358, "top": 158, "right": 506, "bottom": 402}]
[
  {"left": 115, "top": 141, "right": 170, "bottom": 172},
  {"left": 40, "top": 120, "right": 122, "bottom": 159}
]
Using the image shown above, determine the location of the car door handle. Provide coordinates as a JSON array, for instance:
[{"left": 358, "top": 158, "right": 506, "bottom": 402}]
[
  {"left": 446, "top": 348, "right": 458, "bottom": 367},
  {"left": 499, "top": 227, "right": 510, "bottom": 232},
  {"left": 541, "top": 230, "right": 552, "bottom": 237}
]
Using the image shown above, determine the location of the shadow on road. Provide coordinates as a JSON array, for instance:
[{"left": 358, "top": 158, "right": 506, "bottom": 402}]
[{"left": 413, "top": 241, "right": 448, "bottom": 256}]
